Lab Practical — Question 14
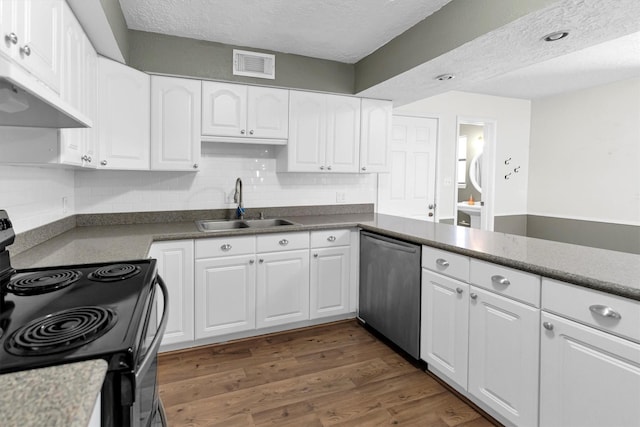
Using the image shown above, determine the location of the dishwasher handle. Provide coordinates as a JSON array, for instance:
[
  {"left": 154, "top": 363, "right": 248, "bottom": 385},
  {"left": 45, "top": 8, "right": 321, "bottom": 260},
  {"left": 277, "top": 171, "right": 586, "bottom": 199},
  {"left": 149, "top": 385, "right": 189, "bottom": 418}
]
[{"left": 361, "top": 231, "right": 418, "bottom": 254}]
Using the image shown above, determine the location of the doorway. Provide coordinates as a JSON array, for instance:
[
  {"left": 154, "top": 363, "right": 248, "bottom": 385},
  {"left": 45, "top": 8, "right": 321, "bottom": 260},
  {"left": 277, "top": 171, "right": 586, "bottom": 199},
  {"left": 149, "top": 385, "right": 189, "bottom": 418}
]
[
  {"left": 377, "top": 115, "right": 438, "bottom": 220},
  {"left": 454, "top": 117, "right": 496, "bottom": 231}
]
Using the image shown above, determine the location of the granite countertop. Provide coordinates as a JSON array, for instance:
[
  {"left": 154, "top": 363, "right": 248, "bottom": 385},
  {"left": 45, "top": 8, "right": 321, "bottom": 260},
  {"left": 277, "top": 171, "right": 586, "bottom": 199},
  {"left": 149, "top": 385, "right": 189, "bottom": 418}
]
[
  {"left": 0, "top": 360, "right": 107, "bottom": 427},
  {"left": 11, "top": 213, "right": 640, "bottom": 301}
]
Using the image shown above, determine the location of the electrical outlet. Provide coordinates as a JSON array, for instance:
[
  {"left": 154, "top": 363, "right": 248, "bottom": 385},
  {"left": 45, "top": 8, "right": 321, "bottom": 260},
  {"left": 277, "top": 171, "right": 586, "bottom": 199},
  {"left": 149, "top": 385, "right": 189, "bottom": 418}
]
[
  {"left": 62, "top": 196, "right": 68, "bottom": 214},
  {"left": 336, "top": 191, "right": 347, "bottom": 203}
]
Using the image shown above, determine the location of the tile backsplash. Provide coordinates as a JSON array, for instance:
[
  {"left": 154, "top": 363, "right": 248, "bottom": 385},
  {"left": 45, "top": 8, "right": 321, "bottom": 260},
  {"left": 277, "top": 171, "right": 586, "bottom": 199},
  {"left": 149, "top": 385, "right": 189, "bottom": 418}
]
[{"left": 75, "top": 144, "right": 377, "bottom": 215}]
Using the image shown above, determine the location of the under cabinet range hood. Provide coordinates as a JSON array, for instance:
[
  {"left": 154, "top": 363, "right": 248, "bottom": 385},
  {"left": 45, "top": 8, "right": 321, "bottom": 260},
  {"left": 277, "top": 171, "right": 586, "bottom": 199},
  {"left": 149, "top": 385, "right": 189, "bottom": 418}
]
[{"left": 0, "top": 56, "right": 92, "bottom": 129}]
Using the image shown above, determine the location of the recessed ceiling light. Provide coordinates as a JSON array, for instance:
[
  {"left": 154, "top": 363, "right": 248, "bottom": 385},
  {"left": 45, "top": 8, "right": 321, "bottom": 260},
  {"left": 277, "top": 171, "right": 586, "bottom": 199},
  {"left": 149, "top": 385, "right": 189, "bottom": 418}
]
[
  {"left": 542, "top": 31, "right": 570, "bottom": 42},
  {"left": 435, "top": 74, "right": 455, "bottom": 81}
]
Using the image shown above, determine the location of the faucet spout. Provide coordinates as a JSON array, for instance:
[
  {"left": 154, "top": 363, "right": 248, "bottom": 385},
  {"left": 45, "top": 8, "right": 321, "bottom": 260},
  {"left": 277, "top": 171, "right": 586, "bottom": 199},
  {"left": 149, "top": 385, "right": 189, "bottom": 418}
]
[{"left": 233, "top": 178, "right": 244, "bottom": 219}]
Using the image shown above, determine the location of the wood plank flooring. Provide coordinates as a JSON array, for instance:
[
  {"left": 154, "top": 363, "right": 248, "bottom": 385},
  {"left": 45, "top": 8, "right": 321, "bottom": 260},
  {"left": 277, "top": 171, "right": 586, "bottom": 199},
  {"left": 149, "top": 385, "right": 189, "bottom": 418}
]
[{"left": 158, "top": 320, "right": 497, "bottom": 426}]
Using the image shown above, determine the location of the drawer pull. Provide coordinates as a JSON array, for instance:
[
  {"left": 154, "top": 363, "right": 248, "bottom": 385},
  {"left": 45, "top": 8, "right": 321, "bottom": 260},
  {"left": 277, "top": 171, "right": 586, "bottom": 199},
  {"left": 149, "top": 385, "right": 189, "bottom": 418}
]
[
  {"left": 456, "top": 287, "right": 463, "bottom": 294},
  {"left": 327, "top": 236, "right": 336, "bottom": 242},
  {"left": 589, "top": 305, "right": 622, "bottom": 320},
  {"left": 543, "top": 321, "right": 554, "bottom": 331},
  {"left": 279, "top": 239, "right": 289, "bottom": 246},
  {"left": 436, "top": 258, "right": 450, "bottom": 268},
  {"left": 491, "top": 275, "right": 511, "bottom": 286},
  {"left": 220, "top": 244, "right": 232, "bottom": 251}
]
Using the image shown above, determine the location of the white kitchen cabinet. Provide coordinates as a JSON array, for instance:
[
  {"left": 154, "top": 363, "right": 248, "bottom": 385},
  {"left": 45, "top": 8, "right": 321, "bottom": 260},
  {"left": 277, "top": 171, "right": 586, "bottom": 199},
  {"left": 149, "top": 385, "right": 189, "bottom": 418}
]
[
  {"left": 195, "top": 254, "right": 256, "bottom": 338},
  {"left": 150, "top": 76, "right": 201, "bottom": 171},
  {"left": 1, "top": 0, "right": 62, "bottom": 92},
  {"left": 539, "top": 312, "right": 640, "bottom": 427},
  {"left": 148, "top": 240, "right": 195, "bottom": 347},
  {"left": 468, "top": 286, "right": 540, "bottom": 427},
  {"left": 360, "top": 98, "right": 391, "bottom": 173},
  {"left": 280, "top": 90, "right": 360, "bottom": 173},
  {"left": 310, "top": 246, "right": 350, "bottom": 319},
  {"left": 256, "top": 248, "right": 310, "bottom": 328},
  {"left": 97, "top": 56, "right": 150, "bottom": 170},
  {"left": 421, "top": 269, "right": 469, "bottom": 390},
  {"left": 201, "top": 81, "right": 288, "bottom": 142}
]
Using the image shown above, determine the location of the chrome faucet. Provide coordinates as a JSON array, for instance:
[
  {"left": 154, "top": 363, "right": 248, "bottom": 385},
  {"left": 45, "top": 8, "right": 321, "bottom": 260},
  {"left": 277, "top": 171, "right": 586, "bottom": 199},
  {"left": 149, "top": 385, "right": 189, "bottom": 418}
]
[{"left": 233, "top": 177, "right": 245, "bottom": 219}]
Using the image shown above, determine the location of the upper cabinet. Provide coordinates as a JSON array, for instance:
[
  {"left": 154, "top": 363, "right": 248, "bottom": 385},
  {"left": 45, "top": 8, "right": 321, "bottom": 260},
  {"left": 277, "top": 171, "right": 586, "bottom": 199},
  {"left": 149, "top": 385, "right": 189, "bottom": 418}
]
[
  {"left": 97, "top": 57, "right": 150, "bottom": 170},
  {"left": 1, "top": 0, "right": 62, "bottom": 93},
  {"left": 278, "top": 91, "right": 360, "bottom": 173},
  {"left": 201, "top": 81, "right": 289, "bottom": 143},
  {"left": 150, "top": 75, "right": 201, "bottom": 171},
  {"left": 360, "top": 99, "right": 392, "bottom": 173}
]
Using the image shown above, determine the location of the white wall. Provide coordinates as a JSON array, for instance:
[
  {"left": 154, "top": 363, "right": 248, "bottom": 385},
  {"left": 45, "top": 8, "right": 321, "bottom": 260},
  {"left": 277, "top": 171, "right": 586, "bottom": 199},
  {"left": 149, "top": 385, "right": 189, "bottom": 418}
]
[
  {"left": 0, "top": 165, "right": 75, "bottom": 233},
  {"left": 528, "top": 77, "right": 640, "bottom": 225},
  {"left": 75, "top": 143, "right": 377, "bottom": 214},
  {"left": 394, "top": 91, "right": 532, "bottom": 220}
]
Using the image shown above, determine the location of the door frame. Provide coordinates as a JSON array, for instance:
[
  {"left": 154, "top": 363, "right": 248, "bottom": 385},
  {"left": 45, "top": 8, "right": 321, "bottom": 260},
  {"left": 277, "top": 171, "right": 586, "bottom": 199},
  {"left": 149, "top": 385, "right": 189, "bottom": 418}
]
[{"left": 454, "top": 116, "right": 496, "bottom": 231}]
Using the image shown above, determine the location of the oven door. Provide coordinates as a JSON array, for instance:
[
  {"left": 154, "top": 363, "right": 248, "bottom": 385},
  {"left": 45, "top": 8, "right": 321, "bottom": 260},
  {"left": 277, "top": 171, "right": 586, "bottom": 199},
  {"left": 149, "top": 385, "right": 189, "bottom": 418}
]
[{"left": 132, "top": 276, "right": 169, "bottom": 427}]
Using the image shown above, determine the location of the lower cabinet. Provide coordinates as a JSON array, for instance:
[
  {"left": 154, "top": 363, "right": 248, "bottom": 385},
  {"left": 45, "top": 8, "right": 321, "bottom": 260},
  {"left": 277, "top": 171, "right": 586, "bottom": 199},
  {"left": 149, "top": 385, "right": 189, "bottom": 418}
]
[
  {"left": 148, "top": 240, "right": 195, "bottom": 346},
  {"left": 195, "top": 254, "right": 256, "bottom": 338},
  {"left": 309, "top": 245, "right": 350, "bottom": 319},
  {"left": 256, "top": 249, "right": 310, "bottom": 328},
  {"left": 468, "top": 286, "right": 540, "bottom": 427}
]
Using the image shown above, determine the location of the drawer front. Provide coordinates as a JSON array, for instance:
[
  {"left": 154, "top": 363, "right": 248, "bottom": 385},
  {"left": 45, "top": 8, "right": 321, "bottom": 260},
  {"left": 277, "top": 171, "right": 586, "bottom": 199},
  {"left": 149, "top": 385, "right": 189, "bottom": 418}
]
[
  {"left": 195, "top": 236, "right": 255, "bottom": 258},
  {"left": 310, "top": 229, "right": 350, "bottom": 248},
  {"left": 543, "top": 278, "right": 640, "bottom": 343},
  {"left": 422, "top": 246, "right": 470, "bottom": 282},
  {"left": 257, "top": 232, "right": 309, "bottom": 253},
  {"left": 470, "top": 259, "right": 540, "bottom": 307}
]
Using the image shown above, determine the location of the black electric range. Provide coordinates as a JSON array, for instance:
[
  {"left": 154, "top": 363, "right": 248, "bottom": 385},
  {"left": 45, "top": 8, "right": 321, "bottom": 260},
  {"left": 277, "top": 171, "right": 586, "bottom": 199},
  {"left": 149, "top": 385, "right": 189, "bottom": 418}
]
[{"left": 0, "top": 210, "right": 168, "bottom": 427}]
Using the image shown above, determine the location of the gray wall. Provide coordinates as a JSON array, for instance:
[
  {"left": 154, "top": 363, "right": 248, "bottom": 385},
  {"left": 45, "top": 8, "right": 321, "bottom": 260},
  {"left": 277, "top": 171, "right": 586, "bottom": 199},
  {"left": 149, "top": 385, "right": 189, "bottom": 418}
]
[
  {"left": 354, "top": 0, "right": 556, "bottom": 93},
  {"left": 127, "top": 30, "right": 355, "bottom": 94},
  {"left": 494, "top": 215, "right": 528, "bottom": 236},
  {"left": 99, "top": 0, "right": 130, "bottom": 63}
]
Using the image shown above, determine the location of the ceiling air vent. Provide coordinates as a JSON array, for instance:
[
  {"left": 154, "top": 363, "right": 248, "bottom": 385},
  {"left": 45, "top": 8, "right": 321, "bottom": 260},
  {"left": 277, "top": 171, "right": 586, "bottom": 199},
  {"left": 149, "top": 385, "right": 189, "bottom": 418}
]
[{"left": 233, "top": 49, "right": 275, "bottom": 80}]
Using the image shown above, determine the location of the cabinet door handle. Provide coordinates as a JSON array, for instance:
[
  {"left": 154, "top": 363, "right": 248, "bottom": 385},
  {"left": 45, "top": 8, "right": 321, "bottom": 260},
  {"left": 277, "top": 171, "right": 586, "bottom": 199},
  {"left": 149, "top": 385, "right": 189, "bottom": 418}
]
[
  {"left": 5, "top": 32, "right": 18, "bottom": 45},
  {"left": 220, "top": 244, "right": 232, "bottom": 251},
  {"left": 491, "top": 275, "right": 511, "bottom": 286},
  {"left": 193, "top": 163, "right": 198, "bottom": 169},
  {"left": 279, "top": 239, "right": 289, "bottom": 246},
  {"left": 543, "top": 321, "right": 554, "bottom": 331},
  {"left": 313, "top": 253, "right": 318, "bottom": 258},
  {"left": 20, "top": 45, "right": 31, "bottom": 56},
  {"left": 249, "top": 259, "right": 255, "bottom": 264},
  {"left": 259, "top": 259, "right": 264, "bottom": 263},
  {"left": 320, "top": 166, "right": 325, "bottom": 170},
  {"left": 327, "top": 236, "right": 336, "bottom": 242},
  {"left": 240, "top": 129, "right": 246, "bottom": 135},
  {"left": 436, "top": 258, "right": 449, "bottom": 268},
  {"left": 470, "top": 293, "right": 478, "bottom": 300},
  {"left": 456, "top": 287, "right": 463, "bottom": 294},
  {"left": 249, "top": 130, "right": 254, "bottom": 135},
  {"left": 100, "top": 160, "right": 108, "bottom": 166},
  {"left": 589, "top": 305, "right": 621, "bottom": 320},
  {"left": 327, "top": 166, "right": 332, "bottom": 171},
  {"left": 361, "top": 166, "right": 367, "bottom": 171}
]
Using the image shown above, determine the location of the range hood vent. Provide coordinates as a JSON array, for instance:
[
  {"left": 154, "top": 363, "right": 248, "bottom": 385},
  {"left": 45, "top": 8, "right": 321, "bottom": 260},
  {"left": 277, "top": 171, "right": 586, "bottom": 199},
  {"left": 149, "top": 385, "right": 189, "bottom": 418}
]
[
  {"left": 0, "top": 56, "right": 91, "bottom": 129},
  {"left": 233, "top": 49, "right": 275, "bottom": 80}
]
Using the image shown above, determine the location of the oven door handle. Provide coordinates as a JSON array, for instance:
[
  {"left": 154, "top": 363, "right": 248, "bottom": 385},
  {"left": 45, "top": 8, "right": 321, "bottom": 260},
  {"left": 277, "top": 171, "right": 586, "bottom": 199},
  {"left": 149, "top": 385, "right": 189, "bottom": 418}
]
[{"left": 135, "top": 275, "right": 169, "bottom": 384}]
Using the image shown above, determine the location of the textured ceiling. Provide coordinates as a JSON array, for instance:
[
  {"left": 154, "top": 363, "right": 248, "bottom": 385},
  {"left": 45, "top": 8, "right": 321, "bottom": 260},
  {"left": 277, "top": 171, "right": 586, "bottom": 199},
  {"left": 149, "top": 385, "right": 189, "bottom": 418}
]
[{"left": 119, "top": 0, "right": 452, "bottom": 63}]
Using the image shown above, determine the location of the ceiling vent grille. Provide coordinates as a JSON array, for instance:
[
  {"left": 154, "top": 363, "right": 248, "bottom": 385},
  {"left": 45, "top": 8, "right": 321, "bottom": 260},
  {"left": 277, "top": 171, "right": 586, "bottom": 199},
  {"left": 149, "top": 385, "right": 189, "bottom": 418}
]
[{"left": 233, "top": 49, "right": 275, "bottom": 79}]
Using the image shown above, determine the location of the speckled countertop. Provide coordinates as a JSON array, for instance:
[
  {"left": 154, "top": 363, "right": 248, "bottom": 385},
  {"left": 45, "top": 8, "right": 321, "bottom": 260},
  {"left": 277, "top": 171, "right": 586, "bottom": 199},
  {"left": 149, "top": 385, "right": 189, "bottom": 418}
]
[
  {"left": 0, "top": 360, "right": 107, "bottom": 427},
  {"left": 10, "top": 213, "right": 640, "bottom": 301}
]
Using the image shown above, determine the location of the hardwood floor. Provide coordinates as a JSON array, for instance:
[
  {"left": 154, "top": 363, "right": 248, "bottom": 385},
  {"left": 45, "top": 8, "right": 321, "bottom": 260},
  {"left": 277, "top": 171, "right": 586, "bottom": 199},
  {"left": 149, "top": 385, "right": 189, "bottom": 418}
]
[{"left": 158, "top": 320, "right": 497, "bottom": 426}]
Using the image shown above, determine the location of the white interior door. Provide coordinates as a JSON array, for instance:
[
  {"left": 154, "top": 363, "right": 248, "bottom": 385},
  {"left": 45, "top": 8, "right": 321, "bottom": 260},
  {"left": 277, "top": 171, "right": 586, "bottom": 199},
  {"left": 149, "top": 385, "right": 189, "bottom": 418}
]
[{"left": 377, "top": 115, "right": 438, "bottom": 221}]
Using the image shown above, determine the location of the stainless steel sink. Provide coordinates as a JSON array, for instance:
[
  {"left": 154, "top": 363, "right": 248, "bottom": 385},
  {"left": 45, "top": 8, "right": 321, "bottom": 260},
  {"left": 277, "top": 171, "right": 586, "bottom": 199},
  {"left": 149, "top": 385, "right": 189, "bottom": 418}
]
[
  {"left": 195, "top": 218, "right": 298, "bottom": 232},
  {"left": 195, "top": 220, "right": 249, "bottom": 232},
  {"left": 243, "top": 218, "right": 299, "bottom": 228}
]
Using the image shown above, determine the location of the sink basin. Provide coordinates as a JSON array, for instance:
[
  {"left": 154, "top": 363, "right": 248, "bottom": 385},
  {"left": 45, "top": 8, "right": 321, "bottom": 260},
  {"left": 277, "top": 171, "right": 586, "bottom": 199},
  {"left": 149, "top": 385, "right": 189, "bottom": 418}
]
[
  {"left": 195, "top": 218, "right": 299, "bottom": 232},
  {"left": 195, "top": 220, "right": 249, "bottom": 232},
  {"left": 243, "top": 219, "right": 299, "bottom": 228}
]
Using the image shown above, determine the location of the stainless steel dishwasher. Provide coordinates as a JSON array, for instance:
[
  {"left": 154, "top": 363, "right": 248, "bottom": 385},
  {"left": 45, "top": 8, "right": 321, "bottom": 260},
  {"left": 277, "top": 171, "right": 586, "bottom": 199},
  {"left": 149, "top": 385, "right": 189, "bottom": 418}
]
[{"left": 359, "top": 231, "right": 421, "bottom": 359}]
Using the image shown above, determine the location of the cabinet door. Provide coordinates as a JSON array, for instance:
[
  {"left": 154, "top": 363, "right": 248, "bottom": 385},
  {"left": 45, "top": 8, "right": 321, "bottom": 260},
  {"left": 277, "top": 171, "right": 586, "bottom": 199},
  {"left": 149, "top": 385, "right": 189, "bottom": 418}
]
[
  {"left": 195, "top": 255, "right": 256, "bottom": 338},
  {"left": 247, "top": 86, "right": 288, "bottom": 139},
  {"left": 81, "top": 38, "right": 98, "bottom": 168},
  {"left": 287, "top": 91, "right": 326, "bottom": 172},
  {"left": 325, "top": 95, "right": 360, "bottom": 173},
  {"left": 14, "top": 0, "right": 61, "bottom": 92},
  {"left": 256, "top": 249, "right": 310, "bottom": 328},
  {"left": 360, "top": 99, "right": 391, "bottom": 173},
  {"left": 421, "top": 269, "right": 469, "bottom": 390},
  {"left": 468, "top": 286, "right": 539, "bottom": 427},
  {"left": 201, "top": 81, "right": 247, "bottom": 137},
  {"left": 151, "top": 76, "right": 201, "bottom": 171},
  {"left": 310, "top": 246, "right": 350, "bottom": 319},
  {"left": 97, "top": 57, "right": 150, "bottom": 170},
  {"left": 540, "top": 312, "right": 640, "bottom": 427},
  {"left": 148, "top": 240, "right": 195, "bottom": 346},
  {"left": 0, "top": 0, "right": 14, "bottom": 58}
]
